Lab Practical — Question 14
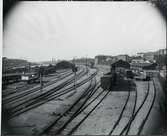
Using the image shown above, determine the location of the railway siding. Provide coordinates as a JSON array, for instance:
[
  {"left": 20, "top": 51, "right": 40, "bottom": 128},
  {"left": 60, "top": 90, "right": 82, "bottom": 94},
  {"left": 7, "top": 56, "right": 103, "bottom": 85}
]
[
  {"left": 127, "top": 81, "right": 154, "bottom": 135},
  {"left": 9, "top": 80, "right": 92, "bottom": 135},
  {"left": 3, "top": 69, "right": 85, "bottom": 109},
  {"left": 8, "top": 68, "right": 97, "bottom": 135}
]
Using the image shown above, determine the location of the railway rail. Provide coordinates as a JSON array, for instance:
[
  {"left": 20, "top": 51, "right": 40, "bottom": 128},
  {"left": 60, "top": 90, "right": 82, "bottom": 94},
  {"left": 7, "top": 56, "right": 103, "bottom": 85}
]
[
  {"left": 38, "top": 80, "right": 110, "bottom": 136},
  {"left": 3, "top": 70, "right": 74, "bottom": 104},
  {"left": 6, "top": 69, "right": 87, "bottom": 110},
  {"left": 137, "top": 78, "right": 156, "bottom": 135},
  {"left": 4, "top": 68, "right": 157, "bottom": 135},
  {"left": 3, "top": 68, "right": 86, "bottom": 106},
  {"left": 119, "top": 81, "right": 150, "bottom": 135},
  {"left": 3, "top": 70, "right": 79, "bottom": 111},
  {"left": 108, "top": 79, "right": 137, "bottom": 135},
  {"left": 2, "top": 69, "right": 72, "bottom": 95},
  {"left": 112, "top": 79, "right": 156, "bottom": 135},
  {"left": 38, "top": 78, "right": 99, "bottom": 135},
  {"left": 67, "top": 89, "right": 109, "bottom": 135},
  {"left": 7, "top": 70, "right": 97, "bottom": 118}
]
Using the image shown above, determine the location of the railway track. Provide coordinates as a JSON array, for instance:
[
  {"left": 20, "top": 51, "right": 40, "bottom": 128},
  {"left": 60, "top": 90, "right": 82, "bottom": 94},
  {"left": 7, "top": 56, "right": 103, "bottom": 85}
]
[
  {"left": 137, "top": 78, "right": 156, "bottom": 135},
  {"left": 5, "top": 69, "right": 157, "bottom": 135},
  {"left": 114, "top": 79, "right": 156, "bottom": 135},
  {"left": 3, "top": 70, "right": 74, "bottom": 104},
  {"left": 2, "top": 69, "right": 72, "bottom": 97},
  {"left": 39, "top": 83, "right": 110, "bottom": 135},
  {"left": 39, "top": 86, "right": 110, "bottom": 135},
  {"left": 5, "top": 69, "right": 87, "bottom": 110},
  {"left": 3, "top": 71, "right": 75, "bottom": 106},
  {"left": 3, "top": 68, "right": 86, "bottom": 106},
  {"left": 42, "top": 69, "right": 73, "bottom": 81},
  {"left": 7, "top": 70, "right": 97, "bottom": 118},
  {"left": 108, "top": 79, "right": 137, "bottom": 135},
  {"left": 38, "top": 78, "right": 99, "bottom": 135},
  {"left": 68, "top": 90, "right": 110, "bottom": 135},
  {"left": 66, "top": 88, "right": 110, "bottom": 135}
]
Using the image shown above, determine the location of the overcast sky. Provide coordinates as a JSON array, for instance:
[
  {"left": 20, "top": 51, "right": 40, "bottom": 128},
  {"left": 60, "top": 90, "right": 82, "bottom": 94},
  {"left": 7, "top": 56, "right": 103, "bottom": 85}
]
[{"left": 3, "top": 2, "right": 166, "bottom": 62}]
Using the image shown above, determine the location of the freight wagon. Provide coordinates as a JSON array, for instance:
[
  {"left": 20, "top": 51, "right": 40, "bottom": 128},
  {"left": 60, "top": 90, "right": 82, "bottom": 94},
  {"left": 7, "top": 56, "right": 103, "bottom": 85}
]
[
  {"left": 100, "top": 72, "right": 117, "bottom": 90},
  {"left": 21, "top": 73, "right": 39, "bottom": 84}
]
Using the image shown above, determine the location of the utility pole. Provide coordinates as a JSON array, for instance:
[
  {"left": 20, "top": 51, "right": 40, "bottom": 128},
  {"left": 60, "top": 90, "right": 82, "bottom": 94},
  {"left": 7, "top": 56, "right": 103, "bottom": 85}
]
[
  {"left": 40, "top": 73, "right": 42, "bottom": 91},
  {"left": 73, "top": 57, "right": 77, "bottom": 90},
  {"left": 86, "top": 55, "right": 88, "bottom": 76},
  {"left": 74, "top": 57, "right": 76, "bottom": 90},
  {"left": 39, "top": 66, "right": 44, "bottom": 92},
  {"left": 158, "top": 51, "right": 160, "bottom": 73},
  {"left": 74, "top": 71, "right": 76, "bottom": 90},
  {"left": 28, "top": 62, "right": 31, "bottom": 73}
]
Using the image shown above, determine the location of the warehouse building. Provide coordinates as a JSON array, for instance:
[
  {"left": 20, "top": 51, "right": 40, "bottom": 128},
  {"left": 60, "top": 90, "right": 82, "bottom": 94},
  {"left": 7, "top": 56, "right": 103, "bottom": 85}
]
[{"left": 111, "top": 60, "right": 130, "bottom": 74}]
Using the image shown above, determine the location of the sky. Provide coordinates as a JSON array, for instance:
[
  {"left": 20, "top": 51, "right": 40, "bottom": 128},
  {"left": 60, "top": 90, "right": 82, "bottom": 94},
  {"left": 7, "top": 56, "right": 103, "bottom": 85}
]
[{"left": 3, "top": 2, "right": 166, "bottom": 62}]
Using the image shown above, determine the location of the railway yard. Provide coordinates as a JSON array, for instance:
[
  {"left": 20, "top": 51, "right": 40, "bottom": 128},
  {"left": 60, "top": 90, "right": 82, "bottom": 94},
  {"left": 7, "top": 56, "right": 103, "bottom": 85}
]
[
  {"left": 2, "top": 1, "right": 167, "bottom": 135},
  {"left": 2, "top": 65, "right": 166, "bottom": 135}
]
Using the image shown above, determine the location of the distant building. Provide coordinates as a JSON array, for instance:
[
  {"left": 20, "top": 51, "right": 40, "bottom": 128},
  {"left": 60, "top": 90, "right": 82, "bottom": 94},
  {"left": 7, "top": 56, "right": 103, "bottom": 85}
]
[
  {"left": 131, "top": 58, "right": 146, "bottom": 64},
  {"left": 137, "top": 53, "right": 144, "bottom": 58},
  {"left": 111, "top": 60, "right": 130, "bottom": 74},
  {"left": 94, "top": 55, "right": 117, "bottom": 66},
  {"left": 116, "top": 54, "right": 129, "bottom": 62},
  {"left": 73, "top": 58, "right": 94, "bottom": 66},
  {"left": 143, "top": 52, "right": 155, "bottom": 62},
  {"left": 130, "top": 58, "right": 152, "bottom": 72},
  {"left": 136, "top": 49, "right": 166, "bottom": 62}
]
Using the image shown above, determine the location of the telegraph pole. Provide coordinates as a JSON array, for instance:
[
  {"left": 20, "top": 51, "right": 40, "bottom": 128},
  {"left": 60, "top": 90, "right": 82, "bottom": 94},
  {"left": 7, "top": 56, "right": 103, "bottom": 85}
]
[
  {"left": 74, "top": 57, "right": 76, "bottom": 90},
  {"left": 40, "top": 73, "right": 42, "bottom": 91},
  {"left": 86, "top": 55, "right": 88, "bottom": 76},
  {"left": 28, "top": 62, "right": 31, "bottom": 73},
  {"left": 39, "top": 65, "right": 44, "bottom": 92},
  {"left": 74, "top": 71, "right": 76, "bottom": 90},
  {"left": 73, "top": 57, "right": 77, "bottom": 90}
]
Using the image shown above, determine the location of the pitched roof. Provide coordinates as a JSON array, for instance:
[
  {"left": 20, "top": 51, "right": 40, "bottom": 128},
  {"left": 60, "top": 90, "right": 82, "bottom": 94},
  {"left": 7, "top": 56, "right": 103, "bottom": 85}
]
[{"left": 111, "top": 60, "right": 130, "bottom": 68}]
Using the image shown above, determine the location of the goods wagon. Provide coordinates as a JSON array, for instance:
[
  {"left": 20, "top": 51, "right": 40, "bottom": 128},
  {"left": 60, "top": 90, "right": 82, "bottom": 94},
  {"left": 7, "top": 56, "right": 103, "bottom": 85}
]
[{"left": 100, "top": 72, "right": 117, "bottom": 90}]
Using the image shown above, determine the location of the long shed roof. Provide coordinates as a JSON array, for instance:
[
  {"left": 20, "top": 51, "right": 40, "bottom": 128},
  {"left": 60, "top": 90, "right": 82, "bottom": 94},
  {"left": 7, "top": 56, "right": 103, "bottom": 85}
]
[{"left": 111, "top": 60, "right": 130, "bottom": 68}]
